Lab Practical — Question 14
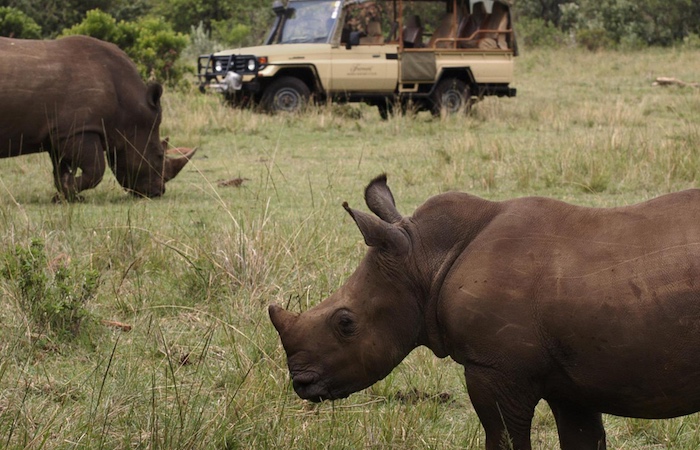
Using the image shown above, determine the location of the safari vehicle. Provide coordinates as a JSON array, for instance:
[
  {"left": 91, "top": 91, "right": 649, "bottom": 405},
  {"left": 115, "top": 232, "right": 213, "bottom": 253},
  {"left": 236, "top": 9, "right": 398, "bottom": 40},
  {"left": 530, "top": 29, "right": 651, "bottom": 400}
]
[{"left": 197, "top": 0, "right": 517, "bottom": 117}]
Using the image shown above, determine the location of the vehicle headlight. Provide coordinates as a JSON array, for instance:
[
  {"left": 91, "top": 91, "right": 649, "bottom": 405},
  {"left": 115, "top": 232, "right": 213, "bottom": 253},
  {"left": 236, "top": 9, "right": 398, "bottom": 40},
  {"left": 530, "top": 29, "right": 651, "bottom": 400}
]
[
  {"left": 246, "top": 58, "right": 256, "bottom": 72},
  {"left": 215, "top": 61, "right": 223, "bottom": 72}
]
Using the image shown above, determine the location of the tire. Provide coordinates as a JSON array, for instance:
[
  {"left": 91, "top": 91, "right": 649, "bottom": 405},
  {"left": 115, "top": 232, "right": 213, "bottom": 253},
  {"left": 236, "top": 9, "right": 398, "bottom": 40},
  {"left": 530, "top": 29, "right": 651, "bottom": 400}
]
[
  {"left": 261, "top": 77, "right": 311, "bottom": 114},
  {"left": 431, "top": 78, "right": 470, "bottom": 116}
]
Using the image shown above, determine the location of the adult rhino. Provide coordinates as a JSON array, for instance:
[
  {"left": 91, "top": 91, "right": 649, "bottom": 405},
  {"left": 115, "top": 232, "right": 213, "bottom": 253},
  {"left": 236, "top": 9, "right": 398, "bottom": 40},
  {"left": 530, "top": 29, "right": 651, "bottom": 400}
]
[
  {"left": 0, "top": 35, "right": 195, "bottom": 200},
  {"left": 270, "top": 174, "right": 700, "bottom": 450}
]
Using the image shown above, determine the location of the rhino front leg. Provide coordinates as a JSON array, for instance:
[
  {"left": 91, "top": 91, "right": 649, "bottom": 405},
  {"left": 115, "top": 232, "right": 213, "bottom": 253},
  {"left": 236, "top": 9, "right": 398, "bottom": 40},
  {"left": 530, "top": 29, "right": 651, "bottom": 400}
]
[
  {"left": 548, "top": 399, "right": 606, "bottom": 450},
  {"left": 51, "top": 133, "right": 106, "bottom": 201},
  {"left": 464, "top": 368, "right": 539, "bottom": 450}
]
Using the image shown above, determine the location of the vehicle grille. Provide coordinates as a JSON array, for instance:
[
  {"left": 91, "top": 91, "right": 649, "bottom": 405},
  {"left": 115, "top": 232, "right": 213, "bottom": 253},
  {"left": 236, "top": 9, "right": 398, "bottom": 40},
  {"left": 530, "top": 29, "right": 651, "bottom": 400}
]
[{"left": 214, "top": 56, "right": 247, "bottom": 74}]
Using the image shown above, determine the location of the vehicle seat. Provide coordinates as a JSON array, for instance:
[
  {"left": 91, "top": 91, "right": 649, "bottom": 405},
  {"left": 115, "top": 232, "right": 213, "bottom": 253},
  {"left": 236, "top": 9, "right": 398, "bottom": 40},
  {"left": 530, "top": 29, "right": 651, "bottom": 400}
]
[
  {"left": 427, "top": 13, "right": 456, "bottom": 48},
  {"left": 403, "top": 15, "right": 423, "bottom": 48},
  {"left": 458, "top": 3, "right": 486, "bottom": 48},
  {"left": 476, "top": 3, "right": 509, "bottom": 49},
  {"left": 360, "top": 21, "right": 384, "bottom": 45}
]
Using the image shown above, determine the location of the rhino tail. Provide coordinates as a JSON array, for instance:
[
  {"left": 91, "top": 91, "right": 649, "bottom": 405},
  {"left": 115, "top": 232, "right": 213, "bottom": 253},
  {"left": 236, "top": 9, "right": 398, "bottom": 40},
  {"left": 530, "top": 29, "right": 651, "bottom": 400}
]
[{"left": 364, "top": 174, "right": 403, "bottom": 224}]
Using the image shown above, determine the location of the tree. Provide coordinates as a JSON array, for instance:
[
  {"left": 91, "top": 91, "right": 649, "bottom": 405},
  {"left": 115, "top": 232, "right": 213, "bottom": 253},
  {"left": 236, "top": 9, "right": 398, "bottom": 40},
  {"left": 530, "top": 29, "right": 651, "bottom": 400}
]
[
  {"left": 152, "top": 0, "right": 273, "bottom": 46},
  {"left": 0, "top": 0, "right": 151, "bottom": 37},
  {"left": 62, "top": 9, "right": 189, "bottom": 85},
  {"left": 0, "top": 6, "right": 41, "bottom": 38},
  {"left": 515, "top": 0, "right": 700, "bottom": 48}
]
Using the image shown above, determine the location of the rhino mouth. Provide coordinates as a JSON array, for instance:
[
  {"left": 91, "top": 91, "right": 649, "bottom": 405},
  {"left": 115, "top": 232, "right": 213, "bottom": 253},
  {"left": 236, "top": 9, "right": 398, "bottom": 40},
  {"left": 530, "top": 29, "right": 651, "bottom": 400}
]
[{"left": 291, "top": 371, "right": 348, "bottom": 403}]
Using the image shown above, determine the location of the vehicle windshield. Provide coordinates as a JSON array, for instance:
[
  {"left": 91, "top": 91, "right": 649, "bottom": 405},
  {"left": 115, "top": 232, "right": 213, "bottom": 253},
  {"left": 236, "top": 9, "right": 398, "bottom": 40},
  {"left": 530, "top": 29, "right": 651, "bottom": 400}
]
[{"left": 278, "top": 0, "right": 341, "bottom": 44}]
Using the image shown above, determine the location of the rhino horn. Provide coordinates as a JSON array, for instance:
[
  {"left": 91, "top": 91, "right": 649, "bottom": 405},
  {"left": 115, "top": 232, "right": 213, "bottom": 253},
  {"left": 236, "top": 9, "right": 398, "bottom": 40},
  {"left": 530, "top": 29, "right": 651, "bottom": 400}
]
[
  {"left": 269, "top": 304, "right": 299, "bottom": 335},
  {"left": 163, "top": 147, "right": 197, "bottom": 182}
]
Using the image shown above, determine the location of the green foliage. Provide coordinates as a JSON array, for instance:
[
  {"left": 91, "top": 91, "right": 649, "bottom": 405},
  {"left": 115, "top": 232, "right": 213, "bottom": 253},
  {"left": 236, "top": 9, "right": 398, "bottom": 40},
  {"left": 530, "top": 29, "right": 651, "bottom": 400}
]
[
  {"left": 516, "top": 17, "right": 568, "bottom": 49},
  {"left": 211, "top": 20, "right": 250, "bottom": 46},
  {"left": 515, "top": 0, "right": 700, "bottom": 48},
  {"left": 683, "top": 33, "right": 700, "bottom": 49},
  {"left": 62, "top": 9, "right": 189, "bottom": 85},
  {"left": 152, "top": 0, "right": 273, "bottom": 46},
  {"left": 129, "top": 17, "right": 190, "bottom": 83},
  {"left": 1, "top": 0, "right": 143, "bottom": 37},
  {"left": 0, "top": 6, "right": 41, "bottom": 38},
  {"left": 152, "top": 0, "right": 233, "bottom": 35},
  {"left": 1, "top": 238, "right": 99, "bottom": 340},
  {"left": 514, "top": 0, "right": 569, "bottom": 27},
  {"left": 60, "top": 8, "right": 134, "bottom": 43},
  {"left": 576, "top": 28, "right": 615, "bottom": 51}
]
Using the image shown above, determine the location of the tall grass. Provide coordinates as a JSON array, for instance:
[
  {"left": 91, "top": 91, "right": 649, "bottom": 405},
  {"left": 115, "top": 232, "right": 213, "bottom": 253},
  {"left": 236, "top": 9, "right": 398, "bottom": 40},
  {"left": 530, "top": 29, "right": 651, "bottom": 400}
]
[{"left": 0, "top": 46, "right": 699, "bottom": 448}]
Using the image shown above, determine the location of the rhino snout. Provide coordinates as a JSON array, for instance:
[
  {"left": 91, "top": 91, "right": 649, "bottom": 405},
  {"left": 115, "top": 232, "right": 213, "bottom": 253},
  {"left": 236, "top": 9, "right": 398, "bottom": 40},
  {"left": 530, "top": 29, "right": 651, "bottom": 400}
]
[{"left": 291, "top": 371, "right": 332, "bottom": 402}]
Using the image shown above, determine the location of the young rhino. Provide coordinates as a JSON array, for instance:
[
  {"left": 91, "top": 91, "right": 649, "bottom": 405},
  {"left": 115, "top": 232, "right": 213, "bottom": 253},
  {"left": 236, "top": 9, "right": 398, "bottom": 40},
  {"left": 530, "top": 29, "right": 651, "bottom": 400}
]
[{"left": 270, "top": 174, "right": 700, "bottom": 450}]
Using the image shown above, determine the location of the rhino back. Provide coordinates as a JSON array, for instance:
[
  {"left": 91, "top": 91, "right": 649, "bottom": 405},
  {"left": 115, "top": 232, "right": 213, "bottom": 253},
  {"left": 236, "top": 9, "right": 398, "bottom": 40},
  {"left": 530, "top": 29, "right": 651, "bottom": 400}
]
[
  {"left": 0, "top": 36, "right": 147, "bottom": 156},
  {"left": 438, "top": 189, "right": 700, "bottom": 417}
]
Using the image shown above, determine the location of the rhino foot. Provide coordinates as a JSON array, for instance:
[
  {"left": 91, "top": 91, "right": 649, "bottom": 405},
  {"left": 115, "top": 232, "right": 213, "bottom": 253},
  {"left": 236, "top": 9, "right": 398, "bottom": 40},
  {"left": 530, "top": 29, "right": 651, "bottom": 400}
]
[{"left": 52, "top": 192, "right": 85, "bottom": 203}]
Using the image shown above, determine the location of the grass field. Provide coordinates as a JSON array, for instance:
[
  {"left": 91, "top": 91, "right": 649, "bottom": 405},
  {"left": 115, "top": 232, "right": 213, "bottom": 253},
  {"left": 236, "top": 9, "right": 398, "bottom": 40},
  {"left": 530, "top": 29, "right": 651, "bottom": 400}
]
[{"left": 1, "top": 46, "right": 699, "bottom": 449}]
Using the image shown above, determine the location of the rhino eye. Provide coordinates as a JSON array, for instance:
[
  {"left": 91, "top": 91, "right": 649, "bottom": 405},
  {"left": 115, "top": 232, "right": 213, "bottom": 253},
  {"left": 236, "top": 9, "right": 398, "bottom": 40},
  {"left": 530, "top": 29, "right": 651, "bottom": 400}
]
[{"left": 334, "top": 309, "right": 358, "bottom": 339}]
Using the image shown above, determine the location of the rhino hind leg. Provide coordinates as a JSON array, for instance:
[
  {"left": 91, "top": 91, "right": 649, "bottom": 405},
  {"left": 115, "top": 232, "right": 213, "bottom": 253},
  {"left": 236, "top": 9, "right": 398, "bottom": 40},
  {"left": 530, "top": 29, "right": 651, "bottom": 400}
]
[
  {"left": 548, "top": 400, "right": 606, "bottom": 450},
  {"left": 51, "top": 133, "right": 106, "bottom": 201}
]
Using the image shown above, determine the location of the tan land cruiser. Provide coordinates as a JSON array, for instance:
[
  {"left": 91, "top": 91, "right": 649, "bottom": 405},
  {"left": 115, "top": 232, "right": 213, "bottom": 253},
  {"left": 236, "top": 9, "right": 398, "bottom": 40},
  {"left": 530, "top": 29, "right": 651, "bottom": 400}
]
[{"left": 198, "top": 0, "right": 517, "bottom": 117}]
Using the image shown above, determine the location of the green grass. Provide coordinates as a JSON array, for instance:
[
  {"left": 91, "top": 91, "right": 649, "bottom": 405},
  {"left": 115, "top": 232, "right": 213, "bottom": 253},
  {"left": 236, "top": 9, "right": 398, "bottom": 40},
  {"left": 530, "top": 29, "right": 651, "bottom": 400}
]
[{"left": 0, "top": 46, "right": 699, "bottom": 449}]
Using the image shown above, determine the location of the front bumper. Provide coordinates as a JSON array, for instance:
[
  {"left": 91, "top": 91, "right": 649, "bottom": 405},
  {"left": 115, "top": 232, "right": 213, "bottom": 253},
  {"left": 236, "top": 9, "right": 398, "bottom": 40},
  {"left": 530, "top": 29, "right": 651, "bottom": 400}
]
[
  {"left": 208, "top": 71, "right": 243, "bottom": 93},
  {"left": 197, "top": 53, "right": 262, "bottom": 94}
]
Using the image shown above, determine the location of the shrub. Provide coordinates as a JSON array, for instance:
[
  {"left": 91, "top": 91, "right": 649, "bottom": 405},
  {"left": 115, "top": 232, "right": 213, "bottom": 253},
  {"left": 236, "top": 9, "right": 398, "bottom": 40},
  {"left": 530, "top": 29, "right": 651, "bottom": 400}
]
[
  {"left": 1, "top": 239, "right": 99, "bottom": 340},
  {"left": 0, "top": 6, "right": 42, "bottom": 39},
  {"left": 181, "top": 21, "right": 224, "bottom": 66},
  {"left": 61, "top": 8, "right": 136, "bottom": 44},
  {"left": 684, "top": 33, "right": 700, "bottom": 50},
  {"left": 62, "top": 9, "right": 188, "bottom": 86},
  {"left": 516, "top": 17, "right": 568, "bottom": 49},
  {"left": 576, "top": 28, "right": 615, "bottom": 51},
  {"left": 129, "top": 17, "right": 190, "bottom": 83},
  {"left": 211, "top": 20, "right": 251, "bottom": 47}
]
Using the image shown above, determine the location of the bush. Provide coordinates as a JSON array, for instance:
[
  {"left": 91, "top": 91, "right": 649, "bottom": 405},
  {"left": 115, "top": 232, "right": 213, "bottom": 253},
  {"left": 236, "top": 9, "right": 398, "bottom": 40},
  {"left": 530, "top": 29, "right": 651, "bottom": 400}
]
[
  {"left": 211, "top": 20, "right": 251, "bottom": 47},
  {"left": 129, "top": 17, "right": 190, "bottom": 83},
  {"left": 1, "top": 239, "right": 99, "bottom": 340},
  {"left": 683, "top": 33, "right": 700, "bottom": 50},
  {"left": 576, "top": 28, "right": 615, "bottom": 51},
  {"left": 516, "top": 17, "right": 568, "bottom": 49},
  {"left": 181, "top": 21, "right": 224, "bottom": 65},
  {"left": 62, "top": 9, "right": 188, "bottom": 86},
  {"left": 0, "top": 6, "right": 42, "bottom": 39}
]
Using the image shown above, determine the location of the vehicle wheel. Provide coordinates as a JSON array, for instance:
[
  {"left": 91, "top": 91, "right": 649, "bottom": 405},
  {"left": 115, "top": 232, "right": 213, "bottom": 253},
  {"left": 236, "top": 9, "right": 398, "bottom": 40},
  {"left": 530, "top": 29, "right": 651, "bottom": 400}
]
[
  {"left": 431, "top": 78, "right": 470, "bottom": 116},
  {"left": 261, "top": 77, "right": 311, "bottom": 113}
]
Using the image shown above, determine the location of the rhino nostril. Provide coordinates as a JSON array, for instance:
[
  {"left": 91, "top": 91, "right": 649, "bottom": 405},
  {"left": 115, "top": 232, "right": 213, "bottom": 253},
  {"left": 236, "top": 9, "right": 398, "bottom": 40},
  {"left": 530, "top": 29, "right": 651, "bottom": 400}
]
[{"left": 292, "top": 372, "right": 318, "bottom": 386}]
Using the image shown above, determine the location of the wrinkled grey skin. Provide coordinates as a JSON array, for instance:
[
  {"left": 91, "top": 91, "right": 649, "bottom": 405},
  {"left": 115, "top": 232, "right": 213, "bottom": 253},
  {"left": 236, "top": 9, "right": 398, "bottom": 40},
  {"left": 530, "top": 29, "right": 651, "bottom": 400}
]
[
  {"left": 270, "top": 174, "right": 700, "bottom": 450},
  {"left": 0, "top": 36, "right": 195, "bottom": 200}
]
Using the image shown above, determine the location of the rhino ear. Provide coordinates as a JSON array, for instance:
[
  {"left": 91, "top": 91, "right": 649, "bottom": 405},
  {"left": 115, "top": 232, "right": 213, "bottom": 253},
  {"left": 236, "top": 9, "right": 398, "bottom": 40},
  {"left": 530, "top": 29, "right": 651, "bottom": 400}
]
[
  {"left": 146, "top": 82, "right": 163, "bottom": 109},
  {"left": 365, "top": 174, "right": 403, "bottom": 224},
  {"left": 344, "top": 202, "right": 409, "bottom": 255}
]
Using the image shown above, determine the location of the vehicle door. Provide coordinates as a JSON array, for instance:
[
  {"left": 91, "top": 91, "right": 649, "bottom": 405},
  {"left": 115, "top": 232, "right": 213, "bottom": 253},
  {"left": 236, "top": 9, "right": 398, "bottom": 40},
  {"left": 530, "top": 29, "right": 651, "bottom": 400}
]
[{"left": 330, "top": 0, "right": 398, "bottom": 93}]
